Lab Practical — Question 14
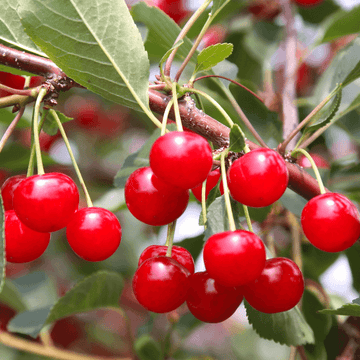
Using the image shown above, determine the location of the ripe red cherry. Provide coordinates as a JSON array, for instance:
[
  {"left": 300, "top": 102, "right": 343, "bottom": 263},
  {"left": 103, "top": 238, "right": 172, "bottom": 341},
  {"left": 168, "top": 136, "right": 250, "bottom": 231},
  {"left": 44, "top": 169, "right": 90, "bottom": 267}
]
[
  {"left": 132, "top": 256, "right": 190, "bottom": 313},
  {"left": 203, "top": 230, "right": 266, "bottom": 287},
  {"left": 13, "top": 172, "right": 79, "bottom": 233},
  {"left": 293, "top": 0, "right": 323, "bottom": 7},
  {"left": 151, "top": 0, "right": 190, "bottom": 24},
  {"left": 198, "top": 25, "right": 227, "bottom": 50},
  {"left": 138, "top": 245, "right": 195, "bottom": 274},
  {"left": 227, "top": 148, "right": 289, "bottom": 207},
  {"left": 301, "top": 193, "right": 360, "bottom": 252},
  {"left": 191, "top": 168, "right": 224, "bottom": 202},
  {"left": 125, "top": 167, "right": 189, "bottom": 226},
  {"left": 5, "top": 210, "right": 50, "bottom": 263},
  {"left": 1, "top": 175, "right": 26, "bottom": 211},
  {"left": 186, "top": 271, "right": 244, "bottom": 323},
  {"left": 149, "top": 131, "right": 213, "bottom": 190},
  {"left": 66, "top": 207, "right": 121, "bottom": 261},
  {"left": 243, "top": 257, "right": 304, "bottom": 313},
  {"left": 298, "top": 153, "right": 330, "bottom": 169}
]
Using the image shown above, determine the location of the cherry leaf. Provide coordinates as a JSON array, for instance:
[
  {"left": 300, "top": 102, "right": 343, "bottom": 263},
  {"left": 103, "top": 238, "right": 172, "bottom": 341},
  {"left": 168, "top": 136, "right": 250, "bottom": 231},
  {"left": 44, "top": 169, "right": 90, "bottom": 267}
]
[
  {"left": 43, "top": 110, "right": 73, "bottom": 136},
  {"left": 134, "top": 334, "right": 162, "bottom": 360},
  {"left": 229, "top": 123, "right": 246, "bottom": 152},
  {"left": 319, "top": 297, "right": 360, "bottom": 316},
  {"left": 195, "top": 43, "right": 233, "bottom": 73}
]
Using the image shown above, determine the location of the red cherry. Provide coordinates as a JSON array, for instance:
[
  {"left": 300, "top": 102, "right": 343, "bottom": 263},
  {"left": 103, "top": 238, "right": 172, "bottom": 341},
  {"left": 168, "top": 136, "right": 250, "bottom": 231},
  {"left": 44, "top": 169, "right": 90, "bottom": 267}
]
[
  {"left": 198, "top": 25, "right": 227, "bottom": 50},
  {"left": 150, "top": 132, "right": 213, "bottom": 189},
  {"left": 293, "top": 0, "right": 323, "bottom": 7},
  {"left": 66, "top": 207, "right": 121, "bottom": 261},
  {"left": 191, "top": 168, "right": 224, "bottom": 202},
  {"left": 1, "top": 175, "right": 26, "bottom": 211},
  {"left": 13, "top": 172, "right": 79, "bottom": 233},
  {"left": 20, "top": 129, "right": 60, "bottom": 152},
  {"left": 151, "top": 0, "right": 190, "bottom": 24},
  {"left": 301, "top": 193, "right": 360, "bottom": 252},
  {"left": 248, "top": 0, "right": 281, "bottom": 20},
  {"left": 186, "top": 271, "right": 244, "bottom": 323},
  {"left": 132, "top": 256, "right": 190, "bottom": 313},
  {"left": 138, "top": 245, "right": 195, "bottom": 274},
  {"left": 243, "top": 257, "right": 304, "bottom": 313},
  {"left": 227, "top": 148, "right": 289, "bottom": 207},
  {"left": 5, "top": 210, "right": 50, "bottom": 263},
  {"left": 51, "top": 317, "right": 84, "bottom": 348},
  {"left": 298, "top": 153, "right": 330, "bottom": 169},
  {"left": 203, "top": 230, "right": 266, "bottom": 287},
  {"left": 125, "top": 167, "right": 189, "bottom": 226}
]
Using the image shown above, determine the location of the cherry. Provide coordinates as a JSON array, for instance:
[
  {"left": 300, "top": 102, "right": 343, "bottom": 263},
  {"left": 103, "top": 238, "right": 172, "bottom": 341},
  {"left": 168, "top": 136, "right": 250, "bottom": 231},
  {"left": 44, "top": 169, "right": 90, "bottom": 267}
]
[
  {"left": 150, "top": 0, "right": 190, "bottom": 24},
  {"left": 186, "top": 271, "right": 244, "bottom": 323},
  {"left": 198, "top": 25, "right": 227, "bottom": 50},
  {"left": 66, "top": 207, "right": 121, "bottom": 261},
  {"left": 1, "top": 175, "right": 26, "bottom": 211},
  {"left": 132, "top": 256, "right": 190, "bottom": 313},
  {"left": 203, "top": 230, "right": 266, "bottom": 287},
  {"left": 293, "top": 0, "right": 323, "bottom": 7},
  {"left": 298, "top": 153, "right": 330, "bottom": 169},
  {"left": 191, "top": 168, "right": 224, "bottom": 202},
  {"left": 5, "top": 210, "right": 50, "bottom": 263},
  {"left": 150, "top": 131, "right": 213, "bottom": 190},
  {"left": 301, "top": 193, "right": 360, "bottom": 252},
  {"left": 138, "top": 245, "right": 195, "bottom": 274},
  {"left": 243, "top": 257, "right": 304, "bottom": 313},
  {"left": 13, "top": 172, "right": 79, "bottom": 233},
  {"left": 20, "top": 128, "right": 60, "bottom": 152},
  {"left": 51, "top": 317, "right": 84, "bottom": 348},
  {"left": 227, "top": 148, "right": 289, "bottom": 207},
  {"left": 125, "top": 167, "right": 189, "bottom": 226},
  {"left": 247, "top": 0, "right": 281, "bottom": 21}
]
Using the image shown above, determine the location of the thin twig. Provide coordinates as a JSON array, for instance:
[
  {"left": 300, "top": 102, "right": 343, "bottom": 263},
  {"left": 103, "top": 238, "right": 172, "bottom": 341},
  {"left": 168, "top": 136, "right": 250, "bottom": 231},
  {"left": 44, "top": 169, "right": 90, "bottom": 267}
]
[{"left": 0, "top": 107, "right": 25, "bottom": 152}]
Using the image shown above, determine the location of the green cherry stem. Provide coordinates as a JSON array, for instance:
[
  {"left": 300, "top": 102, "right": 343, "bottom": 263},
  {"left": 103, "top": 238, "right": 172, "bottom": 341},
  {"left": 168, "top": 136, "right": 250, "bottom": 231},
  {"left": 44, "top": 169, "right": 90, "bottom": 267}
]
[
  {"left": 161, "top": 98, "right": 174, "bottom": 136},
  {"left": 291, "top": 148, "right": 326, "bottom": 195},
  {"left": 172, "top": 83, "right": 183, "bottom": 132},
  {"left": 201, "top": 179, "right": 207, "bottom": 226},
  {"left": 50, "top": 109, "right": 93, "bottom": 207},
  {"left": 189, "top": 87, "right": 234, "bottom": 127},
  {"left": 220, "top": 150, "right": 236, "bottom": 232},
  {"left": 33, "top": 87, "right": 47, "bottom": 175},
  {"left": 165, "top": 220, "right": 177, "bottom": 257},
  {"left": 242, "top": 204, "right": 253, "bottom": 233}
]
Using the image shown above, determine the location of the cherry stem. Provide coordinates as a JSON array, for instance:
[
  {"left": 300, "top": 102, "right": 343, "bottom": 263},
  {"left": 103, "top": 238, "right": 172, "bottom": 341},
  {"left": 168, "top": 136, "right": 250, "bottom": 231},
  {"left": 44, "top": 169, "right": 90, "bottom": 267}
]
[
  {"left": 189, "top": 87, "right": 234, "bottom": 127},
  {"left": 164, "top": 0, "right": 212, "bottom": 78},
  {"left": 201, "top": 179, "right": 207, "bottom": 226},
  {"left": 279, "top": 85, "right": 341, "bottom": 154},
  {"left": 50, "top": 109, "right": 93, "bottom": 207},
  {"left": 220, "top": 150, "right": 236, "bottom": 232},
  {"left": 165, "top": 220, "right": 177, "bottom": 257},
  {"left": 0, "top": 106, "right": 25, "bottom": 153},
  {"left": 291, "top": 148, "right": 326, "bottom": 195},
  {"left": 161, "top": 98, "right": 174, "bottom": 136},
  {"left": 33, "top": 87, "right": 47, "bottom": 175},
  {"left": 242, "top": 205, "right": 253, "bottom": 232},
  {"left": 193, "top": 75, "right": 264, "bottom": 103},
  {"left": 171, "top": 83, "right": 183, "bottom": 132},
  {"left": 0, "top": 83, "right": 39, "bottom": 97},
  {"left": 27, "top": 109, "right": 48, "bottom": 177}
]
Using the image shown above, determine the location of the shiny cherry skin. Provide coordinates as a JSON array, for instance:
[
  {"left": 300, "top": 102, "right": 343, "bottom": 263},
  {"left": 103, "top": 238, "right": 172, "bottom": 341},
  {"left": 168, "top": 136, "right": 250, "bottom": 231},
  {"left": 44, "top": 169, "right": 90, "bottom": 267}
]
[
  {"left": 298, "top": 153, "right": 330, "bottom": 169},
  {"left": 293, "top": 0, "right": 323, "bottom": 7},
  {"left": 186, "top": 271, "right": 244, "bottom": 323},
  {"left": 152, "top": 0, "right": 190, "bottom": 24},
  {"left": 203, "top": 230, "right": 266, "bottom": 287},
  {"left": 191, "top": 168, "right": 224, "bottom": 202},
  {"left": 243, "top": 257, "right": 304, "bottom": 313},
  {"left": 301, "top": 193, "right": 360, "bottom": 252},
  {"left": 66, "top": 207, "right": 121, "bottom": 261},
  {"left": 1, "top": 175, "right": 26, "bottom": 211},
  {"left": 149, "top": 132, "right": 213, "bottom": 190},
  {"left": 138, "top": 245, "right": 195, "bottom": 274},
  {"left": 13, "top": 172, "right": 79, "bottom": 233},
  {"left": 125, "top": 167, "right": 189, "bottom": 226},
  {"left": 132, "top": 256, "right": 190, "bottom": 313},
  {"left": 5, "top": 210, "right": 50, "bottom": 263},
  {"left": 227, "top": 148, "right": 289, "bottom": 207}
]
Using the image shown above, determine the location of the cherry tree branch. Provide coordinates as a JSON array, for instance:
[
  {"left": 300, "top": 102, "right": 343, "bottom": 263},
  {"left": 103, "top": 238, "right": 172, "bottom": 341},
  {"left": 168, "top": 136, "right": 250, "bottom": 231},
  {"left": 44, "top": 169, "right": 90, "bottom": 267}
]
[{"left": 0, "top": 44, "right": 325, "bottom": 200}]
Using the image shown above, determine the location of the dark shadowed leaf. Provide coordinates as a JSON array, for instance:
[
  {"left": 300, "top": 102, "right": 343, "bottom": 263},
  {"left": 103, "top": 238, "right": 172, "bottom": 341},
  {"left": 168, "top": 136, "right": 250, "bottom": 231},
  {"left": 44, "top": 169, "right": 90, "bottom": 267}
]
[{"left": 134, "top": 334, "right": 162, "bottom": 360}]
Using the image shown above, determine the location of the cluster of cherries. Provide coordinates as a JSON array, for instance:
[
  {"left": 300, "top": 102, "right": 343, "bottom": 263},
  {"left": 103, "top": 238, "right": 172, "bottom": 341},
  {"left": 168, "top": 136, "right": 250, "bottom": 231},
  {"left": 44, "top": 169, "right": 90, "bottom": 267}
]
[{"left": 1, "top": 172, "right": 122, "bottom": 263}]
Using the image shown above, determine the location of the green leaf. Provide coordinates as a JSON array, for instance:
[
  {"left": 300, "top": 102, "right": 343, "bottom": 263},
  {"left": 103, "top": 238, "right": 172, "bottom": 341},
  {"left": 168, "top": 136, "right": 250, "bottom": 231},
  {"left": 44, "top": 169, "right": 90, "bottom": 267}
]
[
  {"left": 195, "top": 43, "right": 233, "bottom": 73},
  {"left": 8, "top": 270, "right": 124, "bottom": 338},
  {"left": 0, "top": 0, "right": 45, "bottom": 56},
  {"left": 346, "top": 242, "right": 360, "bottom": 292},
  {"left": 18, "top": 0, "right": 150, "bottom": 112},
  {"left": 114, "top": 124, "right": 176, "bottom": 188},
  {"left": 0, "top": 107, "right": 31, "bottom": 128},
  {"left": 43, "top": 110, "right": 73, "bottom": 136},
  {"left": 0, "top": 194, "right": 5, "bottom": 296},
  {"left": 319, "top": 297, "right": 360, "bottom": 316},
  {"left": 211, "top": 0, "right": 231, "bottom": 17},
  {"left": 0, "top": 280, "right": 27, "bottom": 312},
  {"left": 175, "top": 234, "right": 204, "bottom": 263},
  {"left": 245, "top": 300, "right": 315, "bottom": 346},
  {"left": 134, "top": 334, "right": 162, "bottom": 360},
  {"left": 159, "top": 40, "right": 184, "bottom": 72},
  {"left": 229, "top": 124, "right": 246, "bottom": 152},
  {"left": 320, "top": 6, "right": 360, "bottom": 43},
  {"left": 280, "top": 188, "right": 307, "bottom": 217}
]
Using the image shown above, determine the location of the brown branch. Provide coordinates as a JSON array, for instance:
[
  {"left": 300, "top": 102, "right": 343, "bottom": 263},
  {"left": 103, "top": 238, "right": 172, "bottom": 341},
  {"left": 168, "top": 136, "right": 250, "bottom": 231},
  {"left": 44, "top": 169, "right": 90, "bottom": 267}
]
[{"left": 0, "top": 44, "right": 325, "bottom": 201}]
